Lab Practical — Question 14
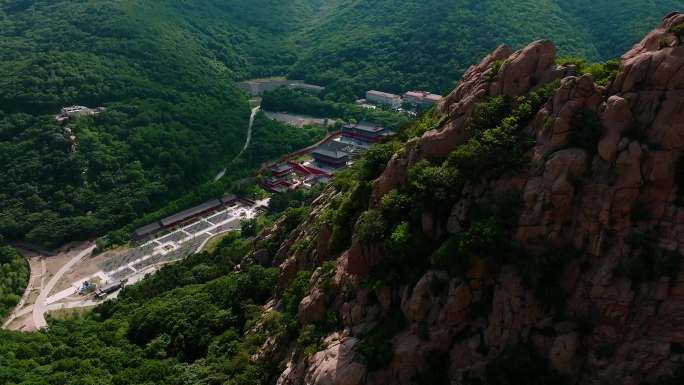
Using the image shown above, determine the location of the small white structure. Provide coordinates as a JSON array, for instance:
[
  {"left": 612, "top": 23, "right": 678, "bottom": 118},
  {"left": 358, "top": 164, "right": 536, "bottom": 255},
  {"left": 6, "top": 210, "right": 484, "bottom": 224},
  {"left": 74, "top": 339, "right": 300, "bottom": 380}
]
[
  {"left": 56, "top": 106, "right": 106, "bottom": 122},
  {"left": 61, "top": 106, "right": 92, "bottom": 116}
]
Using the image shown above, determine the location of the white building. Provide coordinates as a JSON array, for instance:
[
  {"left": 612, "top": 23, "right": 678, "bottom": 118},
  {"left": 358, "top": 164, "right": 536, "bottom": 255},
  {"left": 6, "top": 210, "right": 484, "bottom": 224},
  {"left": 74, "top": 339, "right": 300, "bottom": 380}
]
[
  {"left": 61, "top": 106, "right": 93, "bottom": 116},
  {"left": 366, "top": 90, "right": 402, "bottom": 108}
]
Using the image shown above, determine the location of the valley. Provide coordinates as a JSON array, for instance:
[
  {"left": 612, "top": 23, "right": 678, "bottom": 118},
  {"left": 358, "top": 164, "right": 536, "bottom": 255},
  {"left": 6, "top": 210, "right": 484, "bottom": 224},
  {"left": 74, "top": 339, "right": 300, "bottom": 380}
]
[{"left": 2, "top": 2, "right": 684, "bottom": 385}]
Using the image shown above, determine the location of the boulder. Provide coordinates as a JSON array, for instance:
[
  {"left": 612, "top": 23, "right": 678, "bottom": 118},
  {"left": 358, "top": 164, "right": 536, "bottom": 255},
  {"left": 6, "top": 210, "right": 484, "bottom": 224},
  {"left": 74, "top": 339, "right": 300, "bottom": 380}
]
[
  {"left": 299, "top": 289, "right": 327, "bottom": 324},
  {"left": 304, "top": 338, "right": 367, "bottom": 385},
  {"left": 345, "top": 241, "right": 384, "bottom": 277},
  {"left": 549, "top": 332, "right": 581, "bottom": 376},
  {"left": 599, "top": 96, "right": 633, "bottom": 162},
  {"left": 401, "top": 271, "right": 448, "bottom": 323},
  {"left": 495, "top": 40, "right": 557, "bottom": 97}
]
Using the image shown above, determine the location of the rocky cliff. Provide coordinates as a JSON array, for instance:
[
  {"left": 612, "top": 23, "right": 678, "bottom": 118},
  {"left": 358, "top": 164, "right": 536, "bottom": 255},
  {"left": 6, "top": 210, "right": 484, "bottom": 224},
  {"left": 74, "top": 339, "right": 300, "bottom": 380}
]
[{"left": 249, "top": 13, "right": 684, "bottom": 385}]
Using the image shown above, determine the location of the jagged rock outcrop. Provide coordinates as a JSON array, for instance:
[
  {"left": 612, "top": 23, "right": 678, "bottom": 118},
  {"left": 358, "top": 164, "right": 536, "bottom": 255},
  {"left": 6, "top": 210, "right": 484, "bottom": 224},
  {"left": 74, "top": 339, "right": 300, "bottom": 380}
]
[
  {"left": 258, "top": 13, "right": 684, "bottom": 385},
  {"left": 373, "top": 39, "right": 570, "bottom": 203}
]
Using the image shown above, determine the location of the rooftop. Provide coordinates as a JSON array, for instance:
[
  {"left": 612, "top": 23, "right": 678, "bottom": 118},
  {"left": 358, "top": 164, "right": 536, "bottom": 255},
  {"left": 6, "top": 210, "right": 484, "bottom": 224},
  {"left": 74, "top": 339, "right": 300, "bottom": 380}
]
[
  {"left": 290, "top": 83, "right": 325, "bottom": 92},
  {"left": 312, "top": 140, "right": 359, "bottom": 160},
  {"left": 271, "top": 163, "right": 293, "bottom": 173},
  {"left": 367, "top": 90, "right": 401, "bottom": 99},
  {"left": 160, "top": 199, "right": 222, "bottom": 227},
  {"left": 404, "top": 91, "right": 442, "bottom": 101},
  {"left": 312, "top": 147, "right": 349, "bottom": 160},
  {"left": 344, "top": 122, "right": 386, "bottom": 133},
  {"left": 134, "top": 222, "right": 161, "bottom": 238}
]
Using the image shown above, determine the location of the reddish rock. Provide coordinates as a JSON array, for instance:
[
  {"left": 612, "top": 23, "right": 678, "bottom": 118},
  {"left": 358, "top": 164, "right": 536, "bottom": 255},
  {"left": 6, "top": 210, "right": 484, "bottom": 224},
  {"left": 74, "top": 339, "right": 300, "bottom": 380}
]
[
  {"left": 401, "top": 271, "right": 447, "bottom": 323},
  {"left": 421, "top": 211, "right": 435, "bottom": 238},
  {"left": 495, "top": 40, "right": 557, "bottom": 97},
  {"left": 304, "top": 337, "right": 367, "bottom": 385},
  {"left": 549, "top": 332, "right": 581, "bottom": 376},
  {"left": 438, "top": 281, "right": 472, "bottom": 328},
  {"left": 345, "top": 241, "right": 384, "bottom": 277},
  {"left": 299, "top": 289, "right": 327, "bottom": 324},
  {"left": 317, "top": 223, "right": 333, "bottom": 261},
  {"left": 599, "top": 96, "right": 633, "bottom": 162},
  {"left": 372, "top": 153, "right": 410, "bottom": 205}
]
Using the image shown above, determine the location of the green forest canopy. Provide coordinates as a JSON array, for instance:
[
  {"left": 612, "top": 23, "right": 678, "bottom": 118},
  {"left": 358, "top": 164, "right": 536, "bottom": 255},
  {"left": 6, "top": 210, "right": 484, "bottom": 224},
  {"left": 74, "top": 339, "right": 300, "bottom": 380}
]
[
  {"left": 290, "top": 0, "right": 683, "bottom": 95},
  {"left": 0, "top": 244, "right": 28, "bottom": 322},
  {"left": 0, "top": 0, "right": 320, "bottom": 247}
]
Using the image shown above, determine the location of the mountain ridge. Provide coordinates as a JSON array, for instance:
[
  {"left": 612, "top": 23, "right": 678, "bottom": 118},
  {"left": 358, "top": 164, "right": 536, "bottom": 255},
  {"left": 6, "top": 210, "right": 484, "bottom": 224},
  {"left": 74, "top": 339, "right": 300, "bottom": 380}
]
[{"left": 256, "top": 12, "right": 684, "bottom": 385}]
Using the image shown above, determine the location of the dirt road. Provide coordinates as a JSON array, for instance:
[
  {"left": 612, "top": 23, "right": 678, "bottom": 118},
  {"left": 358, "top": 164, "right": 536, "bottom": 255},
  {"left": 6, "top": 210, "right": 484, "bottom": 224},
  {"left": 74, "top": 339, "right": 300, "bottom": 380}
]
[{"left": 32, "top": 244, "right": 95, "bottom": 329}]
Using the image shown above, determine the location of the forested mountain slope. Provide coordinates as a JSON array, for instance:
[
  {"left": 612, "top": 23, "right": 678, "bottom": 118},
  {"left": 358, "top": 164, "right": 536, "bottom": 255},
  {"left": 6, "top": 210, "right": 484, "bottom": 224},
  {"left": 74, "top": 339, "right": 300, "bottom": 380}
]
[
  {"left": 556, "top": 0, "right": 684, "bottom": 60},
  {"left": 3, "top": 7, "right": 684, "bottom": 385},
  {"left": 0, "top": 0, "right": 316, "bottom": 247},
  {"left": 290, "top": 0, "right": 684, "bottom": 95}
]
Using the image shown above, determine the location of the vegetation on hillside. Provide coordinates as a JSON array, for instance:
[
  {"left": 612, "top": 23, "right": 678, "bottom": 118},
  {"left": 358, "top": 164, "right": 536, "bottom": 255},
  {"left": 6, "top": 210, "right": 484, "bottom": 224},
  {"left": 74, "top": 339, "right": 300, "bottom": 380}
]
[
  {"left": 99, "top": 114, "right": 327, "bottom": 248},
  {"left": 0, "top": 243, "right": 28, "bottom": 322},
  {"left": 0, "top": 205, "right": 319, "bottom": 385},
  {"left": 289, "top": 0, "right": 678, "bottom": 95},
  {"left": 0, "top": 1, "right": 326, "bottom": 248},
  {"left": 261, "top": 87, "right": 411, "bottom": 129},
  {"left": 1, "top": 2, "right": 683, "bottom": 384}
]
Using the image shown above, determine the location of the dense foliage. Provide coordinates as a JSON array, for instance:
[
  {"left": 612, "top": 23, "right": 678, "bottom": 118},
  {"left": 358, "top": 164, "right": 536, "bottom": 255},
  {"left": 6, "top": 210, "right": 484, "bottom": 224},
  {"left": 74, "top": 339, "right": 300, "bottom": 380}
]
[
  {"left": 0, "top": 2, "right": 230, "bottom": 246},
  {"left": 0, "top": 244, "right": 28, "bottom": 322},
  {"left": 289, "top": 0, "right": 680, "bottom": 95},
  {"left": 0, "top": 0, "right": 329, "bottom": 248},
  {"left": 261, "top": 87, "right": 410, "bottom": 129}
]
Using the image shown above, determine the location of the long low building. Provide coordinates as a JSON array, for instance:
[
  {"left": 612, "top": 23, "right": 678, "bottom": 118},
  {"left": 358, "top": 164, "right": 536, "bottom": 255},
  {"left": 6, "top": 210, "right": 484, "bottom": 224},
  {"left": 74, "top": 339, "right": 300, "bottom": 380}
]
[
  {"left": 133, "top": 223, "right": 162, "bottom": 239},
  {"left": 342, "top": 122, "right": 392, "bottom": 143},
  {"left": 95, "top": 281, "right": 125, "bottom": 299},
  {"left": 289, "top": 83, "right": 325, "bottom": 93},
  {"left": 160, "top": 199, "right": 222, "bottom": 227},
  {"left": 366, "top": 90, "right": 402, "bottom": 108},
  {"left": 133, "top": 194, "right": 239, "bottom": 239}
]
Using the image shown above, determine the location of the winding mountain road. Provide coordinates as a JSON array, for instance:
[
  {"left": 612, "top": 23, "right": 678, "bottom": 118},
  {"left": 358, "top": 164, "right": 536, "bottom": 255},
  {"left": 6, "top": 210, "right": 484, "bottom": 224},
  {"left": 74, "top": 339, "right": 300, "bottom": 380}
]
[
  {"left": 32, "top": 244, "right": 95, "bottom": 329},
  {"left": 214, "top": 105, "right": 261, "bottom": 182}
]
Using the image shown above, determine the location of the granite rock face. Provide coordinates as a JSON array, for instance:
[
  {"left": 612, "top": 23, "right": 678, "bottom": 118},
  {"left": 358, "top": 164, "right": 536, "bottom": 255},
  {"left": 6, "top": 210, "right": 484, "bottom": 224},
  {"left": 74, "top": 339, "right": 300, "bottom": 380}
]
[{"left": 261, "top": 13, "right": 684, "bottom": 385}]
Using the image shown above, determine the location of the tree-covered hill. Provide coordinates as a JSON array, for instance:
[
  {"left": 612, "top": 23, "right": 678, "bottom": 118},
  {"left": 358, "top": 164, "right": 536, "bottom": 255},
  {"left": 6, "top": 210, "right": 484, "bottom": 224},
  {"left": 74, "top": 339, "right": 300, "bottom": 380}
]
[
  {"left": 0, "top": 0, "right": 318, "bottom": 247},
  {"left": 556, "top": 0, "right": 684, "bottom": 60},
  {"left": 289, "top": 0, "right": 683, "bottom": 95}
]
